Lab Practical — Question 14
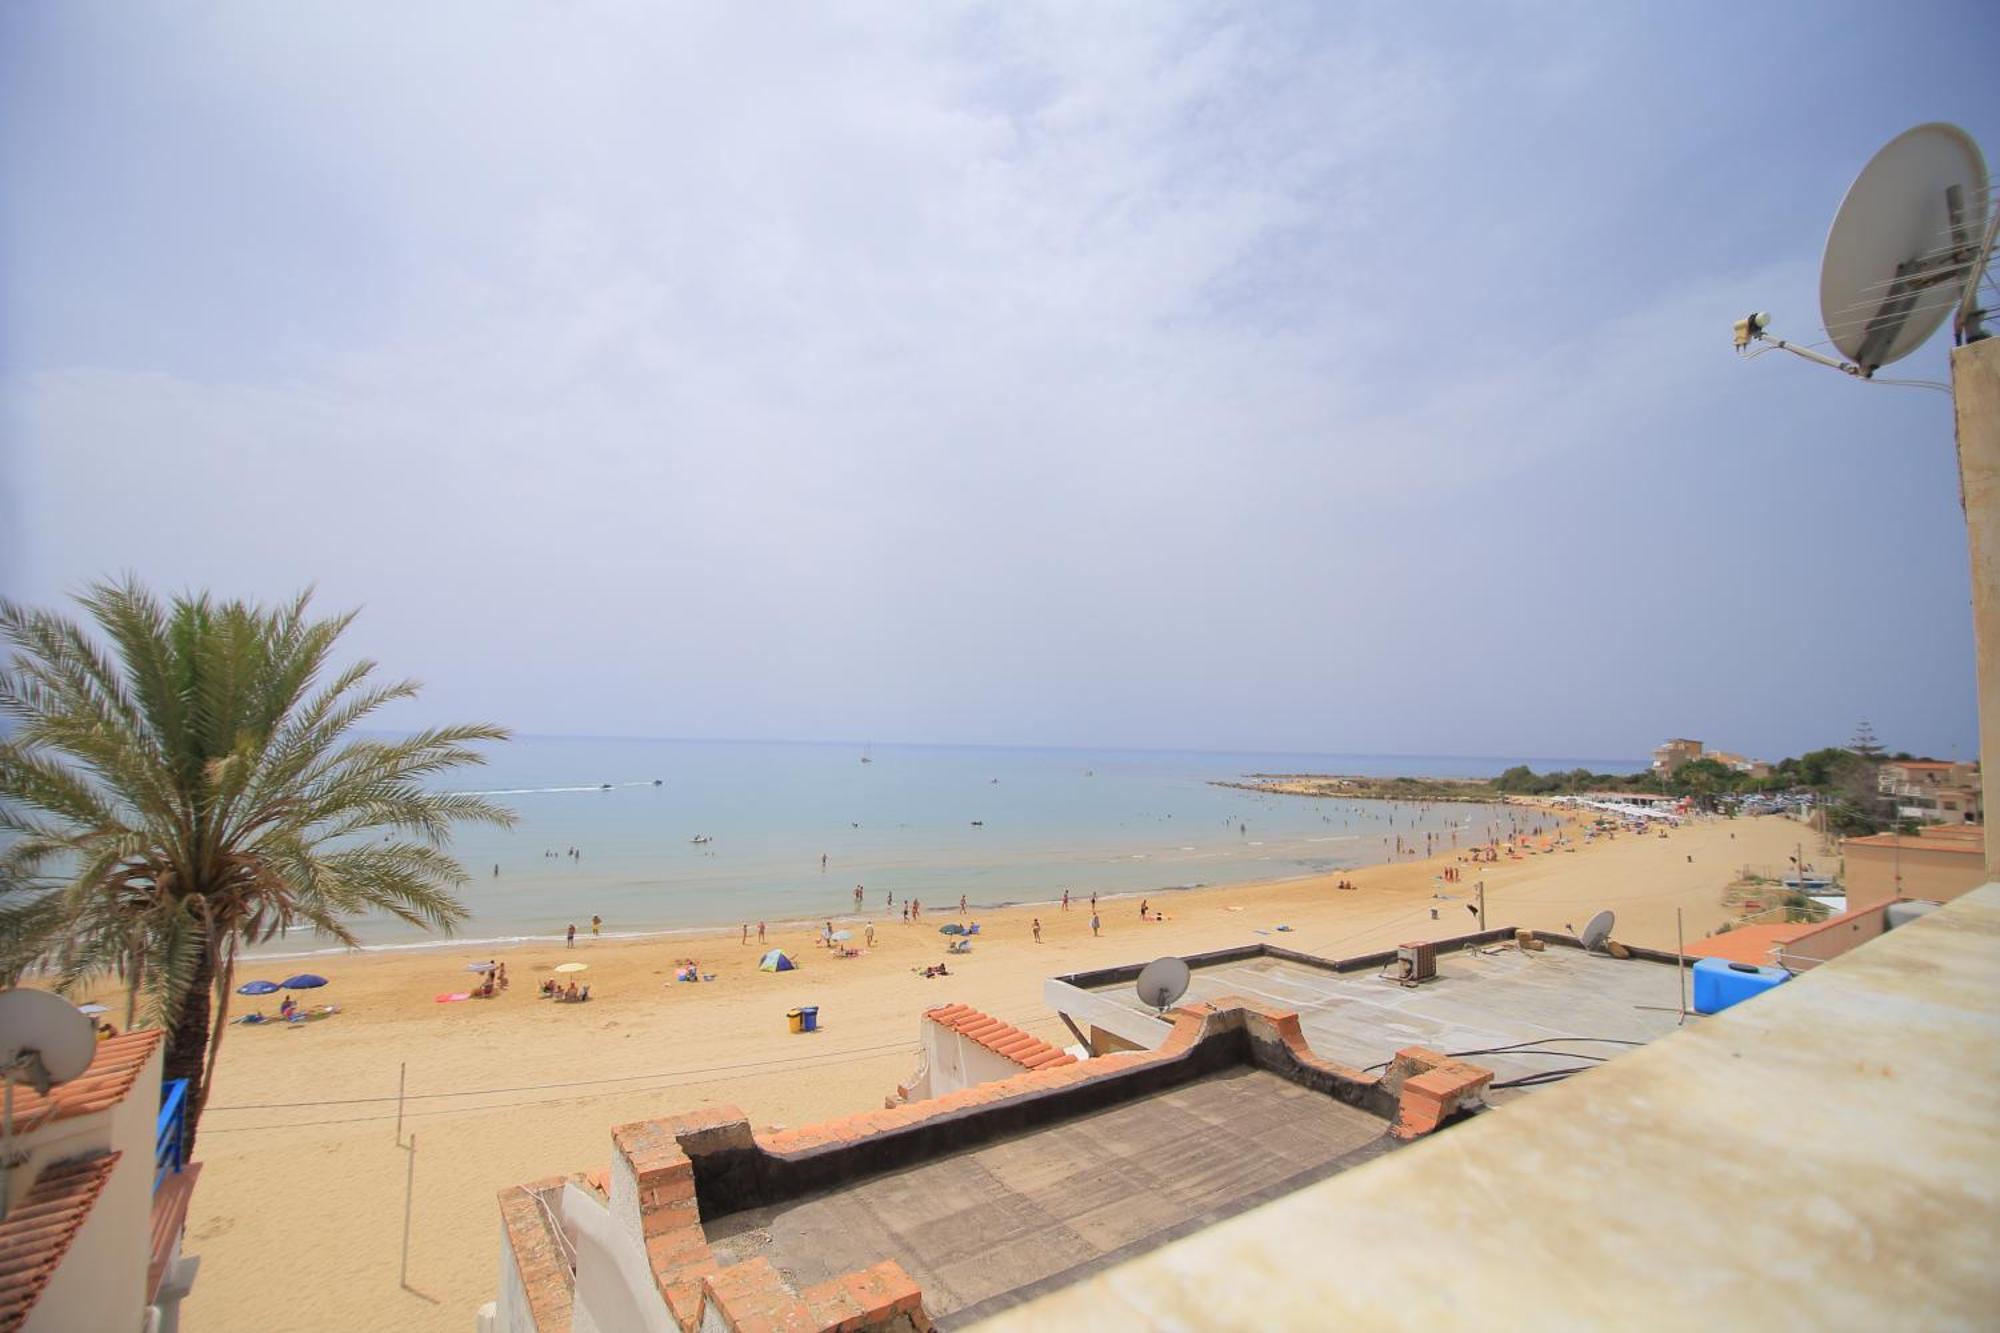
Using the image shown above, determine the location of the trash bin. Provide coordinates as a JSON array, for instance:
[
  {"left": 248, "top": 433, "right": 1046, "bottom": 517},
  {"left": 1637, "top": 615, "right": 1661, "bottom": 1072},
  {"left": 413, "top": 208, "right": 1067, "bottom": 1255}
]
[
  {"left": 800, "top": 1005, "right": 819, "bottom": 1033},
  {"left": 786, "top": 1008, "right": 803, "bottom": 1033}
]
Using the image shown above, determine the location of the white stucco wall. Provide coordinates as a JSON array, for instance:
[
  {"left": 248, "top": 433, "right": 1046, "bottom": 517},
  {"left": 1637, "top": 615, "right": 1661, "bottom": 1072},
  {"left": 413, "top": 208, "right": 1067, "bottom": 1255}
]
[
  {"left": 22, "top": 1041, "right": 160, "bottom": 1333},
  {"left": 916, "top": 1017, "right": 1036, "bottom": 1099},
  {"left": 565, "top": 1180, "right": 676, "bottom": 1333}
]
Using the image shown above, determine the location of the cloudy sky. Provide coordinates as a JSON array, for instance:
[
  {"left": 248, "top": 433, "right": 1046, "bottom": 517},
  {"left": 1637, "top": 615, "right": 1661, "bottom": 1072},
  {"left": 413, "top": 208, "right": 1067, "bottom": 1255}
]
[{"left": 3, "top": 3, "right": 1995, "bottom": 763}]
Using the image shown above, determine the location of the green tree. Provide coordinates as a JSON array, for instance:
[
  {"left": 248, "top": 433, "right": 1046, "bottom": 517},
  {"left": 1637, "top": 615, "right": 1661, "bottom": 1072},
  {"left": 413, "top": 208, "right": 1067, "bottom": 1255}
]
[{"left": 0, "top": 581, "right": 512, "bottom": 1154}]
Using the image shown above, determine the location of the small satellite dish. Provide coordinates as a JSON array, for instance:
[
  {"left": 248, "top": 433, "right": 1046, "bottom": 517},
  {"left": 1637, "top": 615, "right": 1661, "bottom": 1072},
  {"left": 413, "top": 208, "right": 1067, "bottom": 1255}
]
[
  {"left": 1579, "top": 911, "right": 1615, "bottom": 953},
  {"left": 0, "top": 991, "right": 96, "bottom": 1095},
  {"left": 1820, "top": 123, "right": 1989, "bottom": 372},
  {"left": 1135, "top": 957, "right": 1191, "bottom": 1013}
]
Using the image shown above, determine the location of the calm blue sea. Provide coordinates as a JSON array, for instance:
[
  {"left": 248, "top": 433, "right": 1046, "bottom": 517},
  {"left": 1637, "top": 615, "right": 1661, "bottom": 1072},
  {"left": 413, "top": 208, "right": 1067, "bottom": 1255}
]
[{"left": 268, "top": 737, "right": 1643, "bottom": 955}]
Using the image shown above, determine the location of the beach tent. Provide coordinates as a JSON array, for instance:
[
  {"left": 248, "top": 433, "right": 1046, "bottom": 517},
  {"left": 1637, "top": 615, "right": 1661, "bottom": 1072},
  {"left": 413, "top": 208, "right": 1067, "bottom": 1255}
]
[{"left": 758, "top": 950, "right": 798, "bottom": 973}]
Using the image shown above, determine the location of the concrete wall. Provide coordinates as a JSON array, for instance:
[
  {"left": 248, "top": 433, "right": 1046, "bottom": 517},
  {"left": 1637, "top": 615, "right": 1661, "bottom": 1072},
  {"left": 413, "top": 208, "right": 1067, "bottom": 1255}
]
[
  {"left": 1778, "top": 907, "right": 1889, "bottom": 972},
  {"left": 22, "top": 1041, "right": 158, "bottom": 1333},
  {"left": 1844, "top": 842, "right": 1986, "bottom": 911},
  {"left": 1955, "top": 338, "right": 2000, "bottom": 880}
]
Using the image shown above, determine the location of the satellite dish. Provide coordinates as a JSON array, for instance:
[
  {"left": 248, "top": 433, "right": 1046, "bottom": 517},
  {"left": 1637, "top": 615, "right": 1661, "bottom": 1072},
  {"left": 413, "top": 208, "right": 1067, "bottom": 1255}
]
[
  {"left": 1820, "top": 123, "right": 1989, "bottom": 372},
  {"left": 1135, "top": 957, "right": 1191, "bottom": 1013},
  {"left": 1579, "top": 911, "right": 1615, "bottom": 953},
  {"left": 0, "top": 991, "right": 96, "bottom": 1095}
]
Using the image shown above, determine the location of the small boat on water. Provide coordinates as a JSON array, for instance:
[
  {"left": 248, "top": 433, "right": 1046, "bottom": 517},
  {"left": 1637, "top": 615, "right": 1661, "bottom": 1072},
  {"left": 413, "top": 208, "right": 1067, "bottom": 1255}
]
[
  {"left": 599, "top": 783, "right": 612, "bottom": 790},
  {"left": 691, "top": 834, "right": 713, "bottom": 845}
]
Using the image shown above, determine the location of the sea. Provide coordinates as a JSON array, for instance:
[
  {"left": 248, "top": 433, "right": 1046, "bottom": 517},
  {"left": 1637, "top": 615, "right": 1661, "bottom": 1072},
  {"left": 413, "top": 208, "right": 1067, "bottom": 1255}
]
[{"left": 259, "top": 736, "right": 1645, "bottom": 957}]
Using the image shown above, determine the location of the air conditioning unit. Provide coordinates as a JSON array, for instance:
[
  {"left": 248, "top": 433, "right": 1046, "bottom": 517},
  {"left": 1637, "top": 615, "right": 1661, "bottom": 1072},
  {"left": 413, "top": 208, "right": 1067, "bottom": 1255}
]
[{"left": 1397, "top": 941, "right": 1438, "bottom": 984}]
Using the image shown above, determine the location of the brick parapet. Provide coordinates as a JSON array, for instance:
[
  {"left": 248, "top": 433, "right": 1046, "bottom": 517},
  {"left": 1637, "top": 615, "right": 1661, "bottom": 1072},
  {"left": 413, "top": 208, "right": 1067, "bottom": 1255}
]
[
  {"left": 496, "top": 1174, "right": 577, "bottom": 1333},
  {"left": 501, "top": 999, "right": 1484, "bottom": 1330}
]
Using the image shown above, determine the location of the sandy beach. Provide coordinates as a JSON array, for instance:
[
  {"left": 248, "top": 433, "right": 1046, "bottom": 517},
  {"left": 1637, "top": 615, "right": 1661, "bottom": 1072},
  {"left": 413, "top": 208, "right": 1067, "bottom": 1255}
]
[{"left": 146, "top": 808, "right": 1817, "bottom": 1330}]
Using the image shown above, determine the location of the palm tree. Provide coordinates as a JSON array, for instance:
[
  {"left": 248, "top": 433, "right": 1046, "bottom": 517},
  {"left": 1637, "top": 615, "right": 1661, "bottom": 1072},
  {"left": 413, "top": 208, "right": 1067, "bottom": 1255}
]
[{"left": 0, "top": 580, "right": 512, "bottom": 1154}]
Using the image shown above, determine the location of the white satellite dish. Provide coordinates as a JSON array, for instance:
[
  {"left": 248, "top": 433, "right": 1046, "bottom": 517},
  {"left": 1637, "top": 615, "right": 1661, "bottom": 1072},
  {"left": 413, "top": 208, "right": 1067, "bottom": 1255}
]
[
  {"left": 1579, "top": 910, "right": 1615, "bottom": 953},
  {"left": 1135, "top": 957, "right": 1191, "bottom": 1013},
  {"left": 0, "top": 990, "right": 95, "bottom": 1095},
  {"left": 1820, "top": 123, "right": 1990, "bottom": 372}
]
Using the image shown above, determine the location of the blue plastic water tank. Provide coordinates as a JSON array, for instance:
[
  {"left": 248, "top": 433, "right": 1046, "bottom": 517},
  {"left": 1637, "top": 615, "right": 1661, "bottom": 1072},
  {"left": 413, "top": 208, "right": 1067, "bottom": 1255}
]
[
  {"left": 800, "top": 1005, "right": 819, "bottom": 1032},
  {"left": 1692, "top": 957, "right": 1789, "bottom": 1015}
]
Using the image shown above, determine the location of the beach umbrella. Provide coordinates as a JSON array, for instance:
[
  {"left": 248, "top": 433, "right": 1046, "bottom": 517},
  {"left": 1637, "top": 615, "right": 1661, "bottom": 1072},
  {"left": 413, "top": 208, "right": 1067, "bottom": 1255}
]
[
  {"left": 554, "top": 962, "right": 588, "bottom": 974},
  {"left": 77, "top": 1003, "right": 108, "bottom": 1016},
  {"left": 466, "top": 962, "right": 496, "bottom": 973},
  {"left": 829, "top": 930, "right": 852, "bottom": 942},
  {"left": 237, "top": 980, "right": 282, "bottom": 996},
  {"left": 280, "top": 974, "right": 329, "bottom": 990},
  {"left": 938, "top": 923, "right": 964, "bottom": 936}
]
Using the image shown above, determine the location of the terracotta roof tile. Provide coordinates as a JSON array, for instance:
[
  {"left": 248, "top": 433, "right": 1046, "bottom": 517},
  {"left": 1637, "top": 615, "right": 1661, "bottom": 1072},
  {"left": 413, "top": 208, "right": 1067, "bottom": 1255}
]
[
  {"left": 924, "top": 1004, "right": 1076, "bottom": 1073},
  {"left": 2, "top": 1029, "right": 161, "bottom": 1128},
  {"left": 0, "top": 1150, "right": 121, "bottom": 1333},
  {"left": 1683, "top": 923, "right": 1809, "bottom": 966}
]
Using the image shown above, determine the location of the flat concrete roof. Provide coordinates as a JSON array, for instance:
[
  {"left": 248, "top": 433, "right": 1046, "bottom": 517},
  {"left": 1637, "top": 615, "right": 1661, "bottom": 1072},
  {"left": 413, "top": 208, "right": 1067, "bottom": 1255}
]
[
  {"left": 1083, "top": 945, "right": 1682, "bottom": 1092},
  {"left": 702, "top": 1067, "right": 1393, "bottom": 1325}
]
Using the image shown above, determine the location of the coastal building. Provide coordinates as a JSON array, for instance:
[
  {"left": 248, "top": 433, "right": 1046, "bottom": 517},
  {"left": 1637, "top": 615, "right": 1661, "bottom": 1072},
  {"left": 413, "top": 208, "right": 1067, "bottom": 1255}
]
[
  {"left": 0, "top": 1026, "right": 201, "bottom": 1333},
  {"left": 1682, "top": 898, "right": 1936, "bottom": 970},
  {"left": 482, "top": 999, "right": 1491, "bottom": 1330},
  {"left": 1877, "top": 759, "right": 1982, "bottom": 823},
  {"left": 977, "top": 884, "right": 2000, "bottom": 1328},
  {"left": 889, "top": 1004, "right": 1077, "bottom": 1105},
  {"left": 1651, "top": 738, "right": 1704, "bottom": 774},
  {"left": 1842, "top": 824, "right": 1987, "bottom": 909},
  {"left": 1043, "top": 928, "right": 1688, "bottom": 1094}
]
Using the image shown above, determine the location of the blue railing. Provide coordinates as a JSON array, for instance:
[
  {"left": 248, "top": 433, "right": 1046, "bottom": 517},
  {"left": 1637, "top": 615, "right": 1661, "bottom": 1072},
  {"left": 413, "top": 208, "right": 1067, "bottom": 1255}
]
[{"left": 155, "top": 1078, "right": 188, "bottom": 1194}]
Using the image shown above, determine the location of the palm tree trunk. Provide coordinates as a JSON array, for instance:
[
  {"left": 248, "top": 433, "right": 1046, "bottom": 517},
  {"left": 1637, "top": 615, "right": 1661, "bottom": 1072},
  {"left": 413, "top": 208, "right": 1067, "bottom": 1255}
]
[
  {"left": 196, "top": 937, "right": 238, "bottom": 1138},
  {"left": 162, "top": 936, "right": 215, "bottom": 1161}
]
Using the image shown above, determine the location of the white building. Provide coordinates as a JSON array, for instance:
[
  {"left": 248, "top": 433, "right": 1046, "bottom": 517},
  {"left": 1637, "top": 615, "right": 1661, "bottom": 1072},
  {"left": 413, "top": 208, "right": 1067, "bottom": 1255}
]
[{"left": 0, "top": 1026, "right": 200, "bottom": 1332}]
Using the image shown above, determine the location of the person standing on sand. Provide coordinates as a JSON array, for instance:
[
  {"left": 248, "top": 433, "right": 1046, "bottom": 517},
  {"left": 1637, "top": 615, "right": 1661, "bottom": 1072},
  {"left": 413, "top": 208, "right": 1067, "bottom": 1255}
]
[
  {"left": 1090, "top": 893, "right": 1097, "bottom": 913},
  {"left": 902, "top": 903, "right": 910, "bottom": 922},
  {"left": 591, "top": 914, "right": 602, "bottom": 938},
  {"left": 865, "top": 924, "right": 876, "bottom": 948},
  {"left": 1139, "top": 899, "right": 1149, "bottom": 920},
  {"left": 741, "top": 924, "right": 749, "bottom": 945},
  {"left": 758, "top": 921, "right": 767, "bottom": 943},
  {"left": 959, "top": 894, "right": 967, "bottom": 916},
  {"left": 566, "top": 923, "right": 576, "bottom": 948},
  {"left": 1091, "top": 912, "right": 1100, "bottom": 937},
  {"left": 1061, "top": 890, "right": 1069, "bottom": 912},
  {"left": 1032, "top": 917, "right": 1043, "bottom": 943}
]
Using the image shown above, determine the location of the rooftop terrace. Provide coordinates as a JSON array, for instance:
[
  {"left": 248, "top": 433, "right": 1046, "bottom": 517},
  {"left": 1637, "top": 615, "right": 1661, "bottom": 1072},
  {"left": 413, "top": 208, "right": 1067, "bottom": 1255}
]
[
  {"left": 704, "top": 1066, "right": 1393, "bottom": 1325},
  {"left": 1053, "top": 930, "right": 1685, "bottom": 1095}
]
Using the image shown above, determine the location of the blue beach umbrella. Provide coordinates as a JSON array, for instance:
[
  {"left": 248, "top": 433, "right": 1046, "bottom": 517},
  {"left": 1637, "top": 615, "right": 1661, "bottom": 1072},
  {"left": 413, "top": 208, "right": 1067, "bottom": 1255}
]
[
  {"left": 280, "top": 974, "right": 329, "bottom": 990},
  {"left": 236, "top": 980, "right": 281, "bottom": 996}
]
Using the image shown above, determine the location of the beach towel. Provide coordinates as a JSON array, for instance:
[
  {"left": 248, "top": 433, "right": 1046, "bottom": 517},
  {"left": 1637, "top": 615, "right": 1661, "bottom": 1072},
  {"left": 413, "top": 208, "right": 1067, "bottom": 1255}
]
[{"left": 435, "top": 992, "right": 471, "bottom": 1003}]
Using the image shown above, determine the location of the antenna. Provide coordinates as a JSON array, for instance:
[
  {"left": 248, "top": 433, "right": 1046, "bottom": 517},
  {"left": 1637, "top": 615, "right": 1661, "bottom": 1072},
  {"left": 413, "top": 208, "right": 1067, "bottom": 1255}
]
[
  {"left": 1579, "top": 910, "right": 1616, "bottom": 953},
  {"left": 1737, "top": 123, "right": 1991, "bottom": 385},
  {"left": 1134, "top": 957, "right": 1191, "bottom": 1014},
  {"left": 0, "top": 991, "right": 97, "bottom": 1221}
]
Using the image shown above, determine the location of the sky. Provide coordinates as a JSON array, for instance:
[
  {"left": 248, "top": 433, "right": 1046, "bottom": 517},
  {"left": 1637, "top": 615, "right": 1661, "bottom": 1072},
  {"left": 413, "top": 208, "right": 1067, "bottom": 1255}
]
[{"left": 3, "top": 3, "right": 1996, "bottom": 764}]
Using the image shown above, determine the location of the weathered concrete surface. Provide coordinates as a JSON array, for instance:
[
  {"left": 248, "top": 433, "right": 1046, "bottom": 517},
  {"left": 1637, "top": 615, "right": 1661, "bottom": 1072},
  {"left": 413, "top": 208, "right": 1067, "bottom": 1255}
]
[
  {"left": 975, "top": 883, "right": 2000, "bottom": 1330},
  {"left": 1954, "top": 337, "right": 2000, "bottom": 879},
  {"left": 1083, "top": 944, "right": 1680, "bottom": 1093},
  {"left": 703, "top": 1068, "right": 1391, "bottom": 1323}
]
